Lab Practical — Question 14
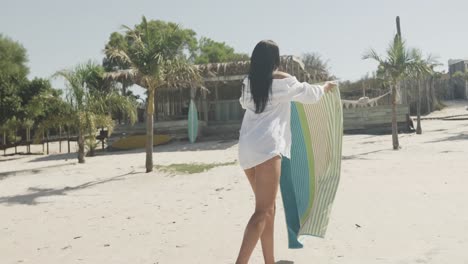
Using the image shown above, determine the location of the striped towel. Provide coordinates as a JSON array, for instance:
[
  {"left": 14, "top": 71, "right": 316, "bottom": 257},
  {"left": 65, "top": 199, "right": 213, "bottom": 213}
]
[{"left": 280, "top": 85, "right": 343, "bottom": 249}]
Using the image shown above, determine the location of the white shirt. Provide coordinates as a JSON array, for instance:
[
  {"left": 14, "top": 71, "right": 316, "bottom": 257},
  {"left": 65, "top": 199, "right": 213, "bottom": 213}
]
[{"left": 238, "top": 76, "right": 325, "bottom": 169}]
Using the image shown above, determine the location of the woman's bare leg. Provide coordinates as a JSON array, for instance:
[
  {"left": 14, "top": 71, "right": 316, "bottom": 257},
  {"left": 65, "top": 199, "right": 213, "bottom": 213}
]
[
  {"left": 244, "top": 167, "right": 277, "bottom": 264},
  {"left": 236, "top": 156, "right": 281, "bottom": 264}
]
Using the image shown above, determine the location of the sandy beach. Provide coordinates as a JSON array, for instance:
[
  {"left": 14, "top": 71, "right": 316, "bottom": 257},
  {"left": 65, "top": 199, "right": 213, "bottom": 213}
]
[{"left": 1, "top": 100, "right": 467, "bottom": 264}]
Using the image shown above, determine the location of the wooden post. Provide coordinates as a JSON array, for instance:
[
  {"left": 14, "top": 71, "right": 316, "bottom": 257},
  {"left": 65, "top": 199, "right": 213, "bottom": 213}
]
[
  {"left": 101, "top": 130, "right": 105, "bottom": 150},
  {"left": 3, "top": 132, "right": 6, "bottom": 156},
  {"left": 426, "top": 77, "right": 434, "bottom": 114},
  {"left": 25, "top": 127, "right": 28, "bottom": 153},
  {"left": 67, "top": 127, "right": 71, "bottom": 153},
  {"left": 203, "top": 90, "right": 209, "bottom": 125},
  {"left": 46, "top": 130, "right": 50, "bottom": 155},
  {"left": 198, "top": 90, "right": 202, "bottom": 120},
  {"left": 26, "top": 127, "right": 30, "bottom": 153},
  {"left": 59, "top": 126, "right": 62, "bottom": 153},
  {"left": 416, "top": 78, "right": 422, "bottom": 134},
  {"left": 14, "top": 128, "right": 17, "bottom": 154},
  {"left": 214, "top": 83, "right": 220, "bottom": 122}
]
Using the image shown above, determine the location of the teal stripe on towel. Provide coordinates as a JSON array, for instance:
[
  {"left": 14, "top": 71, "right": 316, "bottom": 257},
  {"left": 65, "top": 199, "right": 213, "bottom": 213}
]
[{"left": 280, "top": 157, "right": 303, "bottom": 249}]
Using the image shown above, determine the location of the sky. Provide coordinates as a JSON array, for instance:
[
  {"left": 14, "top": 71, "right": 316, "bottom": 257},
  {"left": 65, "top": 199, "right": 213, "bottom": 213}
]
[{"left": 2, "top": 0, "right": 468, "bottom": 90}]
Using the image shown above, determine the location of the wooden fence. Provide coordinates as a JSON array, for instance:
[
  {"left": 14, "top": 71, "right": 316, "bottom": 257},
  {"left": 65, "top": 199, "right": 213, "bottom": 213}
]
[
  {"left": 209, "top": 100, "right": 244, "bottom": 124},
  {"left": 343, "top": 104, "right": 409, "bottom": 132},
  {"left": 204, "top": 99, "right": 410, "bottom": 133}
]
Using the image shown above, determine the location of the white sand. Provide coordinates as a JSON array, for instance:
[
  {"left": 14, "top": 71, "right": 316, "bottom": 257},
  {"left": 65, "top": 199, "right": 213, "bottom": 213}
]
[{"left": 1, "top": 100, "right": 467, "bottom": 264}]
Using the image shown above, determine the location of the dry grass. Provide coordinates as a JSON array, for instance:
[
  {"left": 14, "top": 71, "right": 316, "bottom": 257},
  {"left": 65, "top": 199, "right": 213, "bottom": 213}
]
[
  {"left": 111, "top": 134, "right": 171, "bottom": 149},
  {"left": 155, "top": 161, "right": 237, "bottom": 174}
]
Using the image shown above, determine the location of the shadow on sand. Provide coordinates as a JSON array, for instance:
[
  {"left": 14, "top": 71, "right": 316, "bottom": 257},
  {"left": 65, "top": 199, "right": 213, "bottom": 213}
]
[
  {"left": 28, "top": 152, "right": 77, "bottom": 162},
  {"left": 26, "top": 139, "right": 238, "bottom": 163},
  {"left": 426, "top": 133, "right": 468, "bottom": 143},
  {"left": 0, "top": 163, "right": 76, "bottom": 181},
  {"left": 0, "top": 156, "right": 26, "bottom": 162},
  {"left": 153, "top": 139, "right": 237, "bottom": 153},
  {"left": 342, "top": 149, "right": 388, "bottom": 160},
  {"left": 0, "top": 170, "right": 138, "bottom": 206}
]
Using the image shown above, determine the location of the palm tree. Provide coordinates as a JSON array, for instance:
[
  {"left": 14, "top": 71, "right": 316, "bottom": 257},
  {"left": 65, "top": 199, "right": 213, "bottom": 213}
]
[
  {"left": 105, "top": 16, "right": 202, "bottom": 173},
  {"left": 53, "top": 61, "right": 137, "bottom": 163},
  {"left": 363, "top": 35, "right": 428, "bottom": 149}
]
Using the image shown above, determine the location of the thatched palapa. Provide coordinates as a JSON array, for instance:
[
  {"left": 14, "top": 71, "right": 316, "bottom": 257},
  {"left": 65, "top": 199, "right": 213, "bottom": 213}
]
[{"left": 196, "top": 55, "right": 310, "bottom": 82}]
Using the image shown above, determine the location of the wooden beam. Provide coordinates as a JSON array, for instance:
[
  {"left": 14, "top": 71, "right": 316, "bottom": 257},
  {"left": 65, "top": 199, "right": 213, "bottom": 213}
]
[
  {"left": 204, "top": 75, "right": 245, "bottom": 82},
  {"left": 202, "top": 91, "right": 209, "bottom": 125}
]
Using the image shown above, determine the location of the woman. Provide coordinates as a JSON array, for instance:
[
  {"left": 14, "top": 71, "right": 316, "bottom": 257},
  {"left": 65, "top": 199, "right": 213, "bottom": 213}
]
[{"left": 236, "top": 40, "right": 335, "bottom": 264}]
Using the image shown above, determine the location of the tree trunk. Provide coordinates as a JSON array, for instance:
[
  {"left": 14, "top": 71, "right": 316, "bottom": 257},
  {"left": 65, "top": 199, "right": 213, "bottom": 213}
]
[
  {"left": 46, "top": 130, "right": 50, "bottom": 155},
  {"left": 14, "top": 128, "right": 17, "bottom": 154},
  {"left": 26, "top": 127, "right": 30, "bottom": 153},
  {"left": 391, "top": 83, "right": 400, "bottom": 150},
  {"left": 3, "top": 132, "right": 6, "bottom": 156},
  {"left": 416, "top": 79, "right": 422, "bottom": 134},
  {"left": 145, "top": 87, "right": 155, "bottom": 173},
  {"left": 396, "top": 16, "right": 402, "bottom": 38},
  {"left": 59, "top": 126, "right": 62, "bottom": 153},
  {"left": 89, "top": 145, "right": 95, "bottom": 156},
  {"left": 67, "top": 128, "right": 71, "bottom": 154},
  {"left": 78, "top": 132, "right": 85, "bottom": 163},
  {"left": 87, "top": 113, "right": 95, "bottom": 157}
]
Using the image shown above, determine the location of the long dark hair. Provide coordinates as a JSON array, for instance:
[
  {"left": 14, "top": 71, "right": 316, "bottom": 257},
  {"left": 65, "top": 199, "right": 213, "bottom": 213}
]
[{"left": 247, "top": 40, "right": 280, "bottom": 113}]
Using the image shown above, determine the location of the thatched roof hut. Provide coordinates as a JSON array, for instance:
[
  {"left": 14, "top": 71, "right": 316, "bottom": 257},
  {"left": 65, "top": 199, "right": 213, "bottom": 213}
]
[
  {"left": 108, "top": 55, "right": 412, "bottom": 138},
  {"left": 196, "top": 55, "right": 310, "bottom": 82},
  {"left": 154, "top": 55, "right": 311, "bottom": 122}
]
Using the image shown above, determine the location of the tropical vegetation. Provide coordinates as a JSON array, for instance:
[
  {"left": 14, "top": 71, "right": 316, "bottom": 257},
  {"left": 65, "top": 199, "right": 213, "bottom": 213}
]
[
  {"left": 104, "top": 16, "right": 203, "bottom": 172},
  {"left": 363, "top": 35, "right": 431, "bottom": 149}
]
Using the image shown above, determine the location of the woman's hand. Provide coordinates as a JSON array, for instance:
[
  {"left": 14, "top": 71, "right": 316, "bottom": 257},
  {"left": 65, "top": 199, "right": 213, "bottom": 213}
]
[{"left": 323, "top": 81, "right": 337, "bottom": 93}]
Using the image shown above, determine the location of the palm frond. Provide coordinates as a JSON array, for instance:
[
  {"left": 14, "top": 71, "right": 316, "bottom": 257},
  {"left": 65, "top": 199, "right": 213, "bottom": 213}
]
[
  {"left": 53, "top": 68, "right": 85, "bottom": 110},
  {"left": 104, "top": 69, "right": 137, "bottom": 82},
  {"left": 88, "top": 91, "right": 137, "bottom": 125},
  {"left": 105, "top": 46, "right": 134, "bottom": 67},
  {"left": 362, "top": 48, "right": 384, "bottom": 64},
  {"left": 157, "top": 58, "right": 203, "bottom": 89}
]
